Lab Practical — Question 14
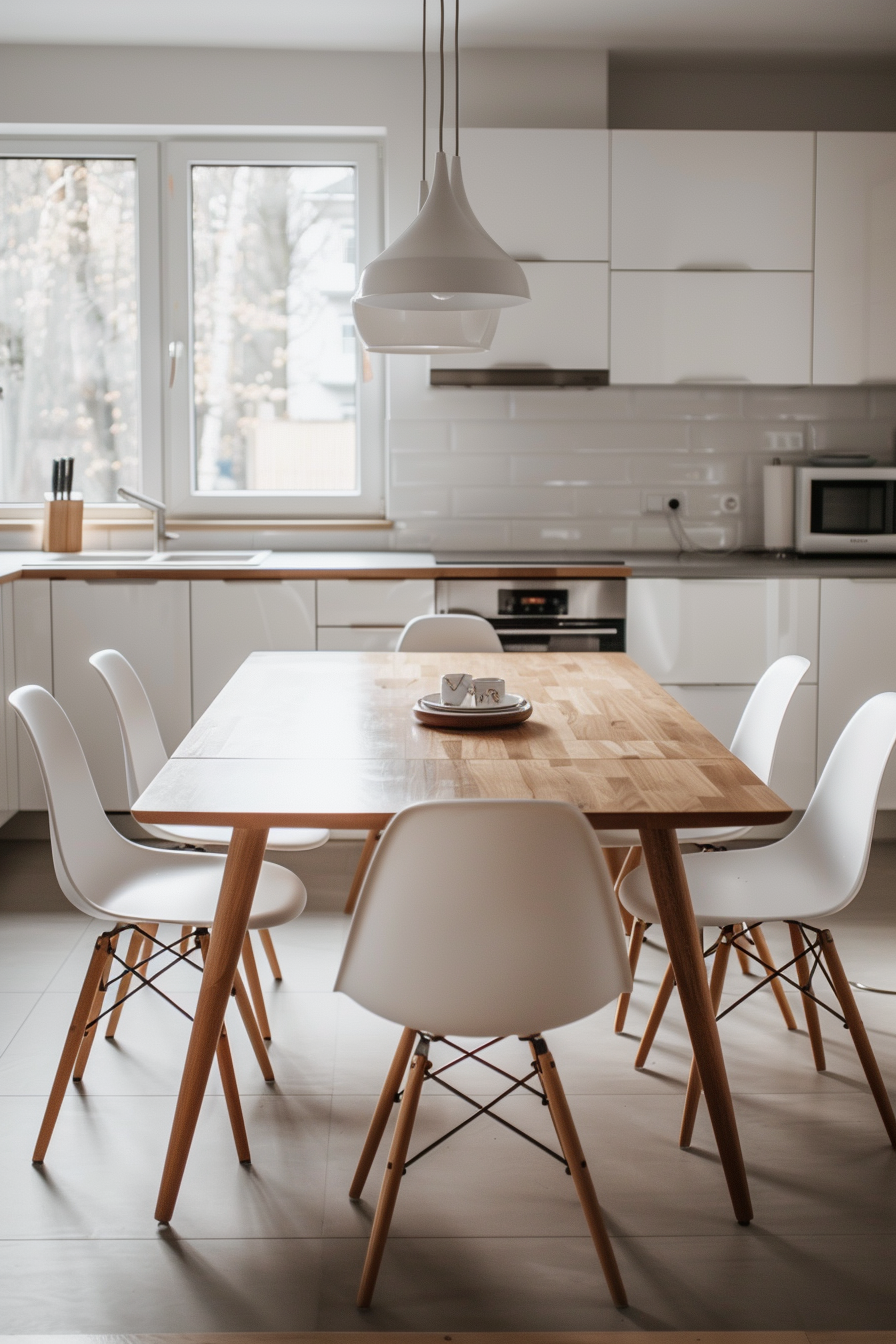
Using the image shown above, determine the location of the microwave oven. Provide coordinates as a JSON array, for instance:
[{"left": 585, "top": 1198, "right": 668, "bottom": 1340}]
[{"left": 795, "top": 466, "right": 896, "bottom": 553}]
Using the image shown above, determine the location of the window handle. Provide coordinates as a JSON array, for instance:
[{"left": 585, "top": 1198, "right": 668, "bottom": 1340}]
[{"left": 168, "top": 340, "right": 185, "bottom": 389}]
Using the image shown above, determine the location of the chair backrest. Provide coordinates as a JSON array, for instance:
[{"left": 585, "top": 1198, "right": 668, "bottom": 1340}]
[
  {"left": 8, "top": 685, "right": 140, "bottom": 917},
  {"left": 782, "top": 691, "right": 896, "bottom": 909},
  {"left": 728, "top": 654, "right": 810, "bottom": 782},
  {"left": 335, "top": 799, "right": 631, "bottom": 1038},
  {"left": 396, "top": 613, "right": 503, "bottom": 653},
  {"left": 89, "top": 649, "right": 168, "bottom": 803}
]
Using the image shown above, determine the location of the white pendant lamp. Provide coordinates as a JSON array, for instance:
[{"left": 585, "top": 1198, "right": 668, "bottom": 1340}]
[{"left": 354, "top": 0, "right": 528, "bottom": 319}]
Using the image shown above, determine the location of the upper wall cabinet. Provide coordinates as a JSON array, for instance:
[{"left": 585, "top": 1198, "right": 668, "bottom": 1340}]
[
  {"left": 430, "top": 262, "right": 608, "bottom": 375},
  {"left": 455, "top": 130, "right": 608, "bottom": 260},
  {"left": 610, "top": 271, "right": 813, "bottom": 385},
  {"left": 610, "top": 131, "right": 815, "bottom": 271},
  {"left": 813, "top": 133, "right": 896, "bottom": 385}
]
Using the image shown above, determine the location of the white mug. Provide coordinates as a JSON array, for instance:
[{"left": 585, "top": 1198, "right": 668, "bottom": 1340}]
[
  {"left": 471, "top": 677, "right": 505, "bottom": 707},
  {"left": 441, "top": 672, "right": 473, "bottom": 706}
]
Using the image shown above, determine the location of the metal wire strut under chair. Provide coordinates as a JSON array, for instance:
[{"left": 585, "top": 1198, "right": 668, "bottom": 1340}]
[
  {"left": 393, "top": 1035, "right": 572, "bottom": 1174},
  {"left": 87, "top": 925, "right": 210, "bottom": 1030},
  {"left": 712, "top": 922, "right": 848, "bottom": 1029}
]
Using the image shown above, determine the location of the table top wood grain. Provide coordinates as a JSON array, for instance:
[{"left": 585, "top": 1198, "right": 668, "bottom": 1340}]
[{"left": 132, "top": 651, "right": 792, "bottom": 831}]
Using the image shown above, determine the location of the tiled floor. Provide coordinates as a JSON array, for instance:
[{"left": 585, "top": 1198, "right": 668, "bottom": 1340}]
[{"left": 1, "top": 833, "right": 896, "bottom": 1332}]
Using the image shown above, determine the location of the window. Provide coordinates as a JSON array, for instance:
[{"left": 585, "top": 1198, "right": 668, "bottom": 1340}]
[
  {"left": 164, "top": 139, "right": 383, "bottom": 518},
  {"left": 0, "top": 135, "right": 383, "bottom": 517}
]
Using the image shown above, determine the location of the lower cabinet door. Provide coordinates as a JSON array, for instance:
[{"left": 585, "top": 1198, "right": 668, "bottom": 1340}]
[
  {"left": 51, "top": 579, "right": 192, "bottom": 810},
  {"left": 191, "top": 580, "right": 316, "bottom": 719},
  {"left": 818, "top": 578, "right": 896, "bottom": 807},
  {"left": 663, "top": 682, "right": 818, "bottom": 810},
  {"left": 317, "top": 627, "right": 403, "bottom": 652}
]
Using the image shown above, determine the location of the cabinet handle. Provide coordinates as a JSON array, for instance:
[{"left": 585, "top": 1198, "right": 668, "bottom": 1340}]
[
  {"left": 676, "top": 376, "right": 752, "bottom": 384},
  {"left": 677, "top": 263, "right": 753, "bottom": 271}
]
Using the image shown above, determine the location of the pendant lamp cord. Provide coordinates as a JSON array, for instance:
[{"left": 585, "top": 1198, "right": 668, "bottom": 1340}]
[
  {"left": 421, "top": 0, "right": 427, "bottom": 182},
  {"left": 438, "top": 0, "right": 445, "bottom": 152},
  {"left": 455, "top": 0, "right": 460, "bottom": 157}
]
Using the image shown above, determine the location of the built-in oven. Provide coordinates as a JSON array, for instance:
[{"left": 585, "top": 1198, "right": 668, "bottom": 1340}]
[
  {"left": 796, "top": 466, "right": 896, "bottom": 553},
  {"left": 435, "top": 578, "right": 626, "bottom": 651}
]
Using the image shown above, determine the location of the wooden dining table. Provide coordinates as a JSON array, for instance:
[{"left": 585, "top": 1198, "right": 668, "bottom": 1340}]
[{"left": 133, "top": 649, "right": 791, "bottom": 1227}]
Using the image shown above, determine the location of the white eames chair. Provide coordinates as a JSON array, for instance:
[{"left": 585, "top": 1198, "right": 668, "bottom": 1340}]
[
  {"left": 610, "top": 654, "right": 810, "bottom": 1034},
  {"left": 335, "top": 798, "right": 631, "bottom": 1310},
  {"left": 90, "top": 649, "right": 327, "bottom": 1035},
  {"left": 396, "top": 612, "right": 503, "bottom": 653},
  {"left": 9, "top": 684, "right": 306, "bottom": 1166},
  {"left": 342, "top": 612, "right": 505, "bottom": 919},
  {"left": 619, "top": 692, "right": 896, "bottom": 1151}
]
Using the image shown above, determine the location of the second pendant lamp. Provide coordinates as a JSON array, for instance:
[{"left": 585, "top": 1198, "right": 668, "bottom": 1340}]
[{"left": 353, "top": 0, "right": 529, "bottom": 355}]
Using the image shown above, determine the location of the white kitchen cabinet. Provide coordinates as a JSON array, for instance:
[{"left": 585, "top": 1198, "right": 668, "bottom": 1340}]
[
  {"left": 0, "top": 585, "right": 18, "bottom": 821},
  {"left": 664, "top": 682, "right": 817, "bottom": 809},
  {"left": 817, "top": 579, "right": 896, "bottom": 806},
  {"left": 51, "top": 580, "right": 192, "bottom": 810},
  {"left": 316, "top": 627, "right": 403, "bottom": 652},
  {"left": 317, "top": 579, "right": 434, "bottom": 629},
  {"left": 430, "top": 262, "right": 608, "bottom": 374},
  {"left": 13, "top": 579, "right": 52, "bottom": 810},
  {"left": 627, "top": 578, "right": 819, "bottom": 685},
  {"left": 610, "top": 131, "right": 815, "bottom": 272},
  {"left": 610, "top": 271, "right": 813, "bottom": 386},
  {"left": 455, "top": 129, "right": 608, "bottom": 261},
  {"left": 191, "top": 579, "right": 316, "bottom": 719},
  {"left": 813, "top": 133, "right": 896, "bottom": 385}
]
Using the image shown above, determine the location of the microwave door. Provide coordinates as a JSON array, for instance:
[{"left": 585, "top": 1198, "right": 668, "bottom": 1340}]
[{"left": 810, "top": 480, "right": 895, "bottom": 536}]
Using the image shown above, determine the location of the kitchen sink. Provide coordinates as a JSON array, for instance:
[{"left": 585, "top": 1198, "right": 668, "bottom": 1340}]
[
  {"left": 24, "top": 549, "right": 271, "bottom": 567},
  {"left": 145, "top": 550, "right": 271, "bottom": 566}
]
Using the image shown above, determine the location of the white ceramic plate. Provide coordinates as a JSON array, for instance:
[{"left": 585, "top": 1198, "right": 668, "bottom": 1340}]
[{"left": 422, "top": 693, "right": 527, "bottom": 713}]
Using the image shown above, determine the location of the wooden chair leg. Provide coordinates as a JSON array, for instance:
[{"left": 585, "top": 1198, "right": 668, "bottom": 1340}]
[
  {"left": 789, "top": 922, "right": 826, "bottom": 1071},
  {"left": 241, "top": 933, "right": 272, "bottom": 1041},
  {"left": 614, "top": 919, "right": 648, "bottom": 1033},
  {"left": 749, "top": 924, "right": 798, "bottom": 1031},
  {"left": 258, "top": 928, "right": 282, "bottom": 980},
  {"left": 199, "top": 932, "right": 275, "bottom": 1084},
  {"left": 105, "top": 923, "right": 158, "bottom": 1039},
  {"left": 215, "top": 1024, "right": 251, "bottom": 1163},
  {"left": 634, "top": 959, "right": 676, "bottom": 1069},
  {"left": 345, "top": 829, "right": 380, "bottom": 916},
  {"left": 680, "top": 933, "right": 732, "bottom": 1149},
  {"left": 33, "top": 931, "right": 117, "bottom": 1162},
  {"left": 357, "top": 1035, "right": 429, "bottom": 1309},
  {"left": 178, "top": 925, "right": 192, "bottom": 955},
  {"left": 231, "top": 967, "right": 276, "bottom": 1082},
  {"left": 72, "top": 932, "right": 119, "bottom": 1080},
  {"left": 819, "top": 929, "right": 896, "bottom": 1147},
  {"left": 732, "top": 924, "right": 753, "bottom": 977},
  {"left": 531, "top": 1036, "right": 627, "bottom": 1308},
  {"left": 350, "top": 1025, "right": 417, "bottom": 1200}
]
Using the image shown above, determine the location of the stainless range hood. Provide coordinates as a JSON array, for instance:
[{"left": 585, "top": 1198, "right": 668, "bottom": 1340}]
[{"left": 430, "top": 367, "right": 609, "bottom": 388}]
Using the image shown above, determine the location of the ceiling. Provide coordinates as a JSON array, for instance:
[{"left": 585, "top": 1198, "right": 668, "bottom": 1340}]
[{"left": 2, "top": 0, "right": 896, "bottom": 53}]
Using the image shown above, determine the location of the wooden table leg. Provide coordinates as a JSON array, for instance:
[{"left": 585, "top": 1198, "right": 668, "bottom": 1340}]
[
  {"left": 154, "top": 826, "right": 269, "bottom": 1224},
  {"left": 639, "top": 827, "right": 753, "bottom": 1225}
]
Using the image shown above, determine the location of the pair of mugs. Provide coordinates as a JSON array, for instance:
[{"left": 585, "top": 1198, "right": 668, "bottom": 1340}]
[{"left": 441, "top": 673, "right": 505, "bottom": 708}]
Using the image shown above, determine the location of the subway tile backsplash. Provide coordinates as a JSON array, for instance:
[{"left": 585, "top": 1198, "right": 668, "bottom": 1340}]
[{"left": 388, "top": 383, "right": 896, "bottom": 552}]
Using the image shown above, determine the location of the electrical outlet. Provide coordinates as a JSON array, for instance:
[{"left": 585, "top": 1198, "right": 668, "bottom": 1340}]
[
  {"left": 764, "top": 429, "right": 804, "bottom": 454},
  {"left": 643, "top": 492, "right": 687, "bottom": 514},
  {"left": 720, "top": 493, "right": 740, "bottom": 513}
]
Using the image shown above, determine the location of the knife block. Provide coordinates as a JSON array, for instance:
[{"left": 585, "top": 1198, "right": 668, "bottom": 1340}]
[{"left": 43, "top": 494, "right": 84, "bottom": 553}]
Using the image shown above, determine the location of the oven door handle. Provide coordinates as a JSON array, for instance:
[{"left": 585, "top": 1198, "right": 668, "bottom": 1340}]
[{"left": 495, "top": 626, "right": 619, "bottom": 636}]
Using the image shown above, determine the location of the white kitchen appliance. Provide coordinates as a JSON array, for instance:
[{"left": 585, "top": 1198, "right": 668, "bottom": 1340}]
[{"left": 795, "top": 466, "right": 896, "bottom": 553}]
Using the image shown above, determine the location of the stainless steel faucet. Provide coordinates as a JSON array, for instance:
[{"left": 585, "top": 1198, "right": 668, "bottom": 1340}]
[{"left": 117, "top": 488, "right": 179, "bottom": 552}]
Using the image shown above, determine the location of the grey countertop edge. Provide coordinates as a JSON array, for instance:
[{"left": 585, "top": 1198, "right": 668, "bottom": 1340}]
[{"left": 2, "top": 549, "right": 896, "bottom": 581}]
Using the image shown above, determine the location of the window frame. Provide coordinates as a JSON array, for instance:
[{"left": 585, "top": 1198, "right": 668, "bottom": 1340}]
[
  {"left": 162, "top": 137, "right": 385, "bottom": 520},
  {"left": 0, "top": 136, "right": 163, "bottom": 507}
]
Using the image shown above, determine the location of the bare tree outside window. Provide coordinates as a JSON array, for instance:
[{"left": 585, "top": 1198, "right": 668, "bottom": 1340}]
[
  {"left": 191, "top": 163, "right": 358, "bottom": 494},
  {"left": 0, "top": 158, "right": 139, "bottom": 502}
]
